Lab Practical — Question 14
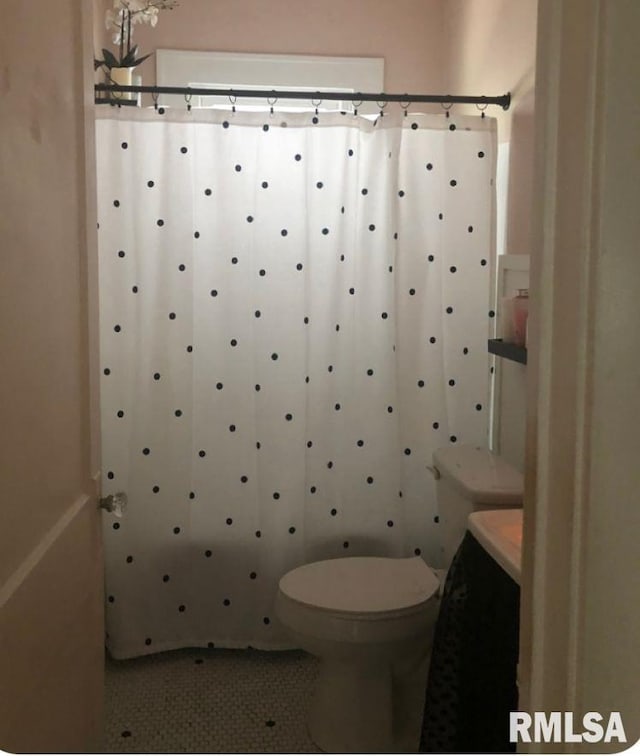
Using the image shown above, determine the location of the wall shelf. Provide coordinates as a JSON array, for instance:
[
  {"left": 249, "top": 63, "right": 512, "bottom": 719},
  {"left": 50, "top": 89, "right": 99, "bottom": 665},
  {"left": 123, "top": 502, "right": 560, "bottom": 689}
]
[{"left": 488, "top": 338, "right": 527, "bottom": 365}]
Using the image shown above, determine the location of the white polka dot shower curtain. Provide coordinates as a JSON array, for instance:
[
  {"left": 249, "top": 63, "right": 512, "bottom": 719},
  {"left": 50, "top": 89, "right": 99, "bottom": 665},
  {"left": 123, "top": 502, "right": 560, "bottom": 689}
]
[{"left": 96, "top": 107, "right": 496, "bottom": 659}]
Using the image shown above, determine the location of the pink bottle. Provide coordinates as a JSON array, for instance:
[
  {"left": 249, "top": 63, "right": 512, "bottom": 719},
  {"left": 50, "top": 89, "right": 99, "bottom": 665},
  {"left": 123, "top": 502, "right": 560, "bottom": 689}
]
[{"left": 512, "top": 289, "right": 529, "bottom": 347}]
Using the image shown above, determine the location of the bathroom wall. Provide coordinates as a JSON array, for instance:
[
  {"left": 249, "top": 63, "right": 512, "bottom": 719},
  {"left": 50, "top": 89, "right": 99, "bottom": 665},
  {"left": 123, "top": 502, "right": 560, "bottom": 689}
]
[
  {"left": 0, "top": 1, "right": 103, "bottom": 751},
  {"left": 443, "top": 0, "right": 538, "bottom": 471},
  {"left": 94, "top": 0, "right": 446, "bottom": 93},
  {"left": 443, "top": 0, "right": 537, "bottom": 148}
]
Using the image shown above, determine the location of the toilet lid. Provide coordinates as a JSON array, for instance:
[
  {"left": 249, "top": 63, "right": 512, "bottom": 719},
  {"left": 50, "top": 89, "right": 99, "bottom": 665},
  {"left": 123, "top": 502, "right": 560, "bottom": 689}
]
[{"left": 279, "top": 557, "right": 439, "bottom": 614}]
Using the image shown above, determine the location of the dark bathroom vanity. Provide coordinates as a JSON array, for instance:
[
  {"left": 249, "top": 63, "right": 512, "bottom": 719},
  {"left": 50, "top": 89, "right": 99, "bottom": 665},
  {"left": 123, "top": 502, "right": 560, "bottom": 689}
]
[{"left": 420, "top": 530, "right": 521, "bottom": 753}]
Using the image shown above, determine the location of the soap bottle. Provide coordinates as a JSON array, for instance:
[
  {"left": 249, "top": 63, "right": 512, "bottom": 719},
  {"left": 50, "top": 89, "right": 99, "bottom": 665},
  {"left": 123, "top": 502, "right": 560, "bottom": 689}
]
[
  {"left": 512, "top": 289, "right": 529, "bottom": 347},
  {"left": 500, "top": 296, "right": 516, "bottom": 342}
]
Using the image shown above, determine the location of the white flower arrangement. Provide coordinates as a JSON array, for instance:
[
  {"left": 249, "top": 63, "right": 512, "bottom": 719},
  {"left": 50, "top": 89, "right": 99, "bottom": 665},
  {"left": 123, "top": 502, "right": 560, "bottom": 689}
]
[{"left": 95, "top": 0, "right": 178, "bottom": 71}]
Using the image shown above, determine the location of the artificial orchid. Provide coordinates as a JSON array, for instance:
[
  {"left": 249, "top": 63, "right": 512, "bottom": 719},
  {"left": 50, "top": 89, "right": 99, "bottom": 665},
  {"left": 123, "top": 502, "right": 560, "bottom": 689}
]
[{"left": 95, "top": 0, "right": 178, "bottom": 71}]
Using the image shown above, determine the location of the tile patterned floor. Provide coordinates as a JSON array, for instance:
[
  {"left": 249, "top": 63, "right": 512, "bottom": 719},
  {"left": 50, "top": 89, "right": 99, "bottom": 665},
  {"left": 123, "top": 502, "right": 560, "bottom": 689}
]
[{"left": 103, "top": 647, "right": 321, "bottom": 753}]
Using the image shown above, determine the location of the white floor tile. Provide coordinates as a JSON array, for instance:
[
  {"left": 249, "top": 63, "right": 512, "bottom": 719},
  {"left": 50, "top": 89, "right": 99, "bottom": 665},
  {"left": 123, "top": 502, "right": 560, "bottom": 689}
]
[{"left": 103, "top": 648, "right": 321, "bottom": 753}]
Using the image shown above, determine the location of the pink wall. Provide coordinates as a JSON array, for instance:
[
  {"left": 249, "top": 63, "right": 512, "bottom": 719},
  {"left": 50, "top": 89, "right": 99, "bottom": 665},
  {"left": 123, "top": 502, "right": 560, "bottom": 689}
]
[
  {"left": 442, "top": 0, "right": 538, "bottom": 472},
  {"left": 95, "top": 0, "right": 446, "bottom": 93},
  {"left": 443, "top": 0, "right": 537, "bottom": 138},
  {"left": 443, "top": 0, "right": 538, "bottom": 256}
]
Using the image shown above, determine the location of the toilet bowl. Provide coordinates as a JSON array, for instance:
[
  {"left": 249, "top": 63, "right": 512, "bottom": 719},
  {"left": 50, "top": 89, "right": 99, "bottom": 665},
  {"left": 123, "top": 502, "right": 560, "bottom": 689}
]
[
  {"left": 275, "top": 446, "right": 524, "bottom": 753},
  {"left": 275, "top": 556, "right": 440, "bottom": 753}
]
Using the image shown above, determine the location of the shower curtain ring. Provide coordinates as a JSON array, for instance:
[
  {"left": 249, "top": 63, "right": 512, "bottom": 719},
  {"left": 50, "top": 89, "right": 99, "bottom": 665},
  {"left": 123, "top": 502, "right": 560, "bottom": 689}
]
[
  {"left": 476, "top": 100, "right": 488, "bottom": 118},
  {"left": 400, "top": 98, "right": 411, "bottom": 117},
  {"left": 311, "top": 96, "right": 322, "bottom": 116},
  {"left": 267, "top": 94, "right": 277, "bottom": 115},
  {"left": 184, "top": 90, "right": 193, "bottom": 112},
  {"left": 377, "top": 100, "right": 388, "bottom": 118},
  {"left": 352, "top": 98, "right": 363, "bottom": 117},
  {"left": 229, "top": 93, "right": 237, "bottom": 114},
  {"left": 441, "top": 99, "right": 453, "bottom": 118},
  {"left": 152, "top": 90, "right": 159, "bottom": 111}
]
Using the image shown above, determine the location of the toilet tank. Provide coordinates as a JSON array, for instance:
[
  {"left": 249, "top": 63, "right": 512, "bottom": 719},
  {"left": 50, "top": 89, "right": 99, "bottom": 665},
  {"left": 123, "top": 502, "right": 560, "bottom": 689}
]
[{"left": 433, "top": 445, "right": 524, "bottom": 568}]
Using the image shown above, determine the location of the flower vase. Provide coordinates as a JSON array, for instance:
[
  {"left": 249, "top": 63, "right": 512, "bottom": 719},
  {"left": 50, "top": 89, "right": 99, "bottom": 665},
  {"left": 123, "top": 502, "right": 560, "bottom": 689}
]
[
  {"left": 132, "top": 73, "right": 142, "bottom": 107},
  {"left": 109, "top": 66, "right": 134, "bottom": 101}
]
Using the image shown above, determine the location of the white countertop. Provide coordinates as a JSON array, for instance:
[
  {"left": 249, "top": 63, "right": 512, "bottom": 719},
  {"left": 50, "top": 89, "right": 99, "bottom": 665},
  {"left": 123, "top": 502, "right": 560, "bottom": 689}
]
[{"left": 467, "top": 508, "right": 523, "bottom": 584}]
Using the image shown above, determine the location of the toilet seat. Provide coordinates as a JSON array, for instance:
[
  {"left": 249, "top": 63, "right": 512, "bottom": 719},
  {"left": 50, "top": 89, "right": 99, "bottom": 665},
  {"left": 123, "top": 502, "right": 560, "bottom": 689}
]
[{"left": 278, "top": 556, "right": 440, "bottom": 619}]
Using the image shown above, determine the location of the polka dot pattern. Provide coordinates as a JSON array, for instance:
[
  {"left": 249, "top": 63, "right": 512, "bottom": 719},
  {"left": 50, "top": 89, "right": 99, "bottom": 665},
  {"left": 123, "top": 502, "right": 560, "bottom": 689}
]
[{"left": 96, "top": 110, "right": 494, "bottom": 658}]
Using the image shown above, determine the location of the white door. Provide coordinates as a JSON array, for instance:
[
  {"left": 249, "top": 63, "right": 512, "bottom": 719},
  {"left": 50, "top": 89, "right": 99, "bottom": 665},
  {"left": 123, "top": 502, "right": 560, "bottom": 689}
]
[
  {"left": 0, "top": 2, "right": 104, "bottom": 751},
  {"left": 520, "top": 0, "right": 640, "bottom": 748}
]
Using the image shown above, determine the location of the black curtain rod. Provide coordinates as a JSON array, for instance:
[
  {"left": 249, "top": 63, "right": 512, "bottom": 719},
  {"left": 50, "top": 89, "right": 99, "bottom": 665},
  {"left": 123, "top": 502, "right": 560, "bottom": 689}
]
[{"left": 94, "top": 83, "right": 511, "bottom": 110}]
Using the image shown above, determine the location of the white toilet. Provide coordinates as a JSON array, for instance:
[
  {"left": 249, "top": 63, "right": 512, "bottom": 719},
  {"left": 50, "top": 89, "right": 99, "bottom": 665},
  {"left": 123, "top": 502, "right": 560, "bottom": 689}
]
[{"left": 275, "top": 445, "right": 524, "bottom": 753}]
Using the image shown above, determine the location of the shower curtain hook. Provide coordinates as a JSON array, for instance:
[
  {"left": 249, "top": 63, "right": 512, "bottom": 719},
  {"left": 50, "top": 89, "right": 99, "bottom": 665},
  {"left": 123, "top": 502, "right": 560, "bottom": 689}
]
[
  {"left": 151, "top": 90, "right": 159, "bottom": 111},
  {"left": 311, "top": 96, "right": 322, "bottom": 116},
  {"left": 267, "top": 94, "right": 278, "bottom": 116},
  {"left": 476, "top": 100, "right": 488, "bottom": 119},
  {"left": 184, "top": 90, "right": 193, "bottom": 112},
  {"left": 229, "top": 93, "right": 237, "bottom": 114},
  {"left": 353, "top": 96, "right": 363, "bottom": 117},
  {"left": 441, "top": 100, "right": 453, "bottom": 118},
  {"left": 400, "top": 98, "right": 411, "bottom": 117},
  {"left": 377, "top": 99, "right": 388, "bottom": 118}
]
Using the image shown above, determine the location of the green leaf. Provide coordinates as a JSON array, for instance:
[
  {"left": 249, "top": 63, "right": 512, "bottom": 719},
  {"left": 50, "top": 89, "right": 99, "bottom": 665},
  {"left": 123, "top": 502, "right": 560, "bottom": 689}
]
[
  {"left": 120, "top": 47, "right": 138, "bottom": 67},
  {"left": 102, "top": 48, "right": 119, "bottom": 68},
  {"left": 131, "top": 52, "right": 154, "bottom": 67}
]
